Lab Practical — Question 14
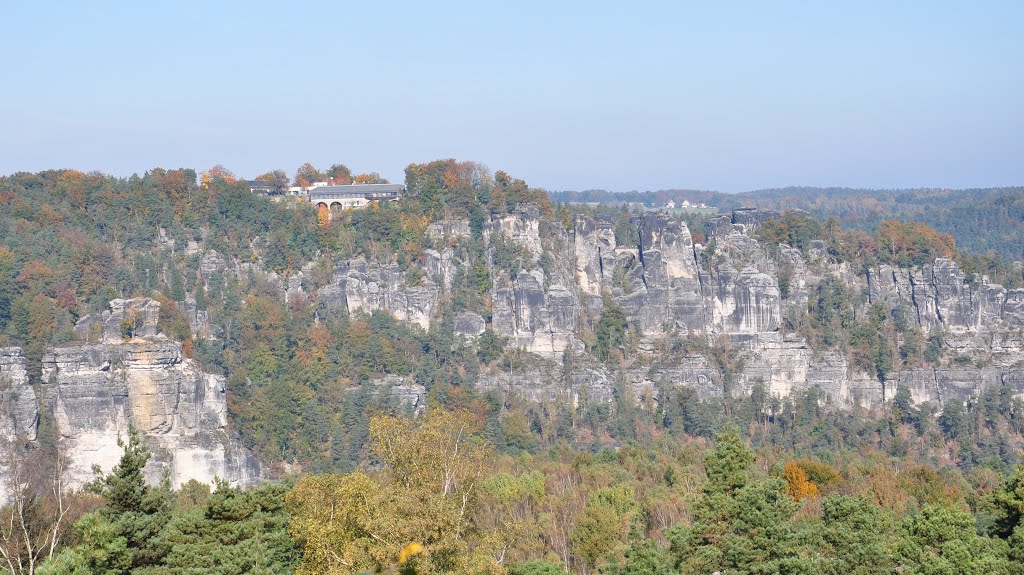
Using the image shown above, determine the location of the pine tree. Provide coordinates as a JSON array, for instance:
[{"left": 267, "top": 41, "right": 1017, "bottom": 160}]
[
  {"left": 89, "top": 425, "right": 172, "bottom": 573},
  {"left": 702, "top": 426, "right": 754, "bottom": 496}
]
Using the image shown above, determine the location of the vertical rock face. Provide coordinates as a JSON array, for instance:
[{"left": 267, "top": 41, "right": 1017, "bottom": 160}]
[
  {"left": 492, "top": 271, "right": 584, "bottom": 357},
  {"left": 490, "top": 207, "right": 585, "bottom": 357},
  {"left": 731, "top": 207, "right": 781, "bottom": 231},
  {"left": 489, "top": 204, "right": 544, "bottom": 258},
  {"left": 704, "top": 266, "right": 781, "bottom": 335},
  {"left": 368, "top": 375, "right": 427, "bottom": 412},
  {"left": 777, "top": 244, "right": 810, "bottom": 308},
  {"left": 869, "top": 258, "right": 1024, "bottom": 336},
  {"left": 1005, "top": 289, "right": 1024, "bottom": 326},
  {"left": 0, "top": 348, "right": 36, "bottom": 443},
  {"left": 931, "top": 259, "right": 976, "bottom": 330},
  {"left": 630, "top": 213, "right": 705, "bottom": 335},
  {"left": 322, "top": 258, "right": 442, "bottom": 330},
  {"left": 41, "top": 338, "right": 260, "bottom": 491},
  {"left": 454, "top": 312, "right": 486, "bottom": 340},
  {"left": 180, "top": 297, "right": 218, "bottom": 340},
  {"left": 2, "top": 299, "right": 260, "bottom": 500},
  {"left": 573, "top": 214, "right": 617, "bottom": 302}
]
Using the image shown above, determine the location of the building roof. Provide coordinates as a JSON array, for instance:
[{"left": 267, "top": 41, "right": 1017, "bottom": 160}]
[
  {"left": 308, "top": 183, "right": 404, "bottom": 199},
  {"left": 244, "top": 180, "right": 284, "bottom": 191}
]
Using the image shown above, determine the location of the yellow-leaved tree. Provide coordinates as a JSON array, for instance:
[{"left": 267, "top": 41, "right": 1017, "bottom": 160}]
[
  {"left": 783, "top": 461, "right": 818, "bottom": 502},
  {"left": 288, "top": 408, "right": 502, "bottom": 575}
]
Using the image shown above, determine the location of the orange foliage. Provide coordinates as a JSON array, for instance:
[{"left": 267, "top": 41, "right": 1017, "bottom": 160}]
[
  {"left": 353, "top": 172, "right": 388, "bottom": 184},
  {"left": 17, "top": 260, "right": 56, "bottom": 293},
  {"left": 875, "top": 220, "right": 955, "bottom": 266},
  {"left": 317, "top": 203, "right": 330, "bottom": 227},
  {"left": 199, "top": 165, "right": 236, "bottom": 189},
  {"left": 57, "top": 170, "right": 88, "bottom": 206},
  {"left": 794, "top": 459, "right": 841, "bottom": 490},
  {"left": 783, "top": 461, "right": 819, "bottom": 501}
]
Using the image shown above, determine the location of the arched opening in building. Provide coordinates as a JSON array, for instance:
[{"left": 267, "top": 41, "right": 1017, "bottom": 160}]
[
  {"left": 316, "top": 202, "right": 330, "bottom": 226},
  {"left": 329, "top": 202, "right": 348, "bottom": 219}
]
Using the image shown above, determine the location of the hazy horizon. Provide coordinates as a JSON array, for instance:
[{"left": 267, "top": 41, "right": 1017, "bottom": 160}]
[{"left": 3, "top": 1, "right": 1022, "bottom": 193}]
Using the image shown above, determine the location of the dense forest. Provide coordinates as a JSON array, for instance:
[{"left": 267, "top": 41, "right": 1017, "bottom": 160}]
[
  {"left": 1, "top": 163, "right": 1023, "bottom": 573},
  {"left": 17, "top": 408, "right": 1024, "bottom": 574}
]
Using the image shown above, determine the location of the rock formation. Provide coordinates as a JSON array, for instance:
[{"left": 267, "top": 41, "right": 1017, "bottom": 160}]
[
  {"left": 1, "top": 299, "right": 259, "bottom": 500},
  {"left": 310, "top": 206, "right": 1024, "bottom": 413}
]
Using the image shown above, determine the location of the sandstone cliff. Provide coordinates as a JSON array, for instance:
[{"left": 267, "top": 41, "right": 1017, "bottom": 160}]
[
  {"left": 0, "top": 299, "right": 259, "bottom": 499},
  {"left": 312, "top": 207, "right": 1024, "bottom": 413}
]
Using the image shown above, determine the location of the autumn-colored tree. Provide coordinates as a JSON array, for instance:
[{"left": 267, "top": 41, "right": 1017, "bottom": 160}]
[
  {"left": 370, "top": 409, "right": 489, "bottom": 497},
  {"left": 16, "top": 260, "right": 57, "bottom": 296},
  {"left": 199, "top": 164, "right": 236, "bottom": 189},
  {"left": 294, "top": 163, "right": 325, "bottom": 188},
  {"left": 317, "top": 203, "right": 331, "bottom": 227},
  {"left": 783, "top": 461, "right": 819, "bottom": 501},
  {"left": 326, "top": 164, "right": 353, "bottom": 184},
  {"left": 150, "top": 167, "right": 195, "bottom": 202},
  {"left": 875, "top": 220, "right": 955, "bottom": 267},
  {"left": 353, "top": 172, "right": 388, "bottom": 184},
  {"left": 255, "top": 169, "right": 290, "bottom": 189},
  {"left": 288, "top": 409, "right": 501, "bottom": 575},
  {"left": 404, "top": 159, "right": 489, "bottom": 217},
  {"left": 794, "top": 459, "right": 841, "bottom": 490},
  {"left": 238, "top": 294, "right": 289, "bottom": 359}
]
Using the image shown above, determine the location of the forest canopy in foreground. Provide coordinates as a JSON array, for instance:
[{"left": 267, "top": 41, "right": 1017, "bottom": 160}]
[{"left": 20, "top": 408, "right": 1024, "bottom": 575}]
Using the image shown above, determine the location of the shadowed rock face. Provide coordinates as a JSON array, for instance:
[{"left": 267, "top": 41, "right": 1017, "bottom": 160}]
[
  {"left": 454, "top": 312, "right": 486, "bottom": 339},
  {"left": 0, "top": 348, "right": 36, "bottom": 443}
]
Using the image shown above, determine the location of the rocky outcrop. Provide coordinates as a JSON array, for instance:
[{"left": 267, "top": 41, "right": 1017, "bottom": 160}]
[
  {"left": 369, "top": 375, "right": 427, "bottom": 412},
  {"left": 490, "top": 206, "right": 585, "bottom": 357},
  {"left": 298, "top": 206, "right": 1024, "bottom": 413},
  {"left": 4, "top": 204, "right": 1019, "bottom": 500},
  {"left": 340, "top": 258, "right": 439, "bottom": 329},
  {"left": 623, "top": 213, "right": 706, "bottom": 336},
  {"left": 40, "top": 335, "right": 260, "bottom": 491},
  {"left": 454, "top": 312, "right": 486, "bottom": 340},
  {"left": 318, "top": 250, "right": 456, "bottom": 331},
  {"left": 180, "top": 297, "right": 218, "bottom": 340},
  {"left": 2, "top": 299, "right": 259, "bottom": 499},
  {"left": 492, "top": 270, "right": 584, "bottom": 357},
  {"left": 74, "top": 297, "right": 162, "bottom": 343}
]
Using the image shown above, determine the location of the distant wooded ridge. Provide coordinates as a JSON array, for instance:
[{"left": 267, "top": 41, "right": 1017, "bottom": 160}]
[{"left": 551, "top": 186, "right": 1024, "bottom": 259}]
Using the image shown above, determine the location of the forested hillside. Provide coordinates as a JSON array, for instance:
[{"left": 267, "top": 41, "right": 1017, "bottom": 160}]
[
  {"left": 552, "top": 186, "right": 1024, "bottom": 259},
  {"left": 1, "top": 163, "right": 1024, "bottom": 574}
]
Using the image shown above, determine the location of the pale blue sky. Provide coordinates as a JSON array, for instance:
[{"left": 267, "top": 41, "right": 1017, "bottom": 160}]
[{"left": 2, "top": 1, "right": 1021, "bottom": 192}]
